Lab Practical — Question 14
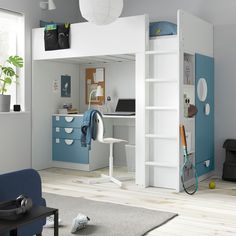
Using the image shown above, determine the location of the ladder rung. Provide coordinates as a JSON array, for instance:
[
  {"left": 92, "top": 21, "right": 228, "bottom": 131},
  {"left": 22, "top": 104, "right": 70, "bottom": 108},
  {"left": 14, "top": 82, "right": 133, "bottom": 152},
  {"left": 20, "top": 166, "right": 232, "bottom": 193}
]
[
  {"left": 145, "top": 161, "right": 177, "bottom": 168},
  {"left": 145, "top": 78, "right": 178, "bottom": 83},
  {"left": 145, "top": 134, "right": 177, "bottom": 139},
  {"left": 145, "top": 106, "right": 178, "bottom": 111},
  {"left": 145, "top": 50, "right": 178, "bottom": 55}
]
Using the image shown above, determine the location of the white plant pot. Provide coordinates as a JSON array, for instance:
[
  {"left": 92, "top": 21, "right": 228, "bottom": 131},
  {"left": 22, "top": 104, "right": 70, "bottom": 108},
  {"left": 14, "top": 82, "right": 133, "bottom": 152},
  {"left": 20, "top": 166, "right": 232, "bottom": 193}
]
[{"left": 0, "top": 95, "right": 11, "bottom": 112}]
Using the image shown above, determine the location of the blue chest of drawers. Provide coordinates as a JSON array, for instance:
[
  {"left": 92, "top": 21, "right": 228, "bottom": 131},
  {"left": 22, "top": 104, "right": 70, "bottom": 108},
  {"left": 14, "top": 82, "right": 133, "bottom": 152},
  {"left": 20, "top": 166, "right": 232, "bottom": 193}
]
[{"left": 52, "top": 115, "right": 89, "bottom": 164}]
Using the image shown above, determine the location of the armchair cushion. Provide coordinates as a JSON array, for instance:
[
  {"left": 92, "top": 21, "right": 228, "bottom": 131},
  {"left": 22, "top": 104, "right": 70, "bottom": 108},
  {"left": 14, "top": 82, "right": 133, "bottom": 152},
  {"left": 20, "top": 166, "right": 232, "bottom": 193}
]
[{"left": 0, "top": 169, "right": 46, "bottom": 236}]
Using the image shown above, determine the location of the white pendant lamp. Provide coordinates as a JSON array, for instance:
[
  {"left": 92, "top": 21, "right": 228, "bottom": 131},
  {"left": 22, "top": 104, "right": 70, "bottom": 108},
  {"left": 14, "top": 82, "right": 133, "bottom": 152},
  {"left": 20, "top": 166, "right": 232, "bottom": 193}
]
[{"left": 79, "top": 0, "right": 123, "bottom": 25}]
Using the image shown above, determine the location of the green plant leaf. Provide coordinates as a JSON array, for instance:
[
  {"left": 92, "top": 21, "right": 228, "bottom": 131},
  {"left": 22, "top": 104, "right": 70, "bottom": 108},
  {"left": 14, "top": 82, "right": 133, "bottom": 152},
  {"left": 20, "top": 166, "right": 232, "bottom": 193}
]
[
  {"left": 5, "top": 77, "right": 12, "bottom": 84},
  {"left": 7, "top": 56, "right": 23, "bottom": 68},
  {"left": 2, "top": 67, "right": 16, "bottom": 77},
  {"left": 0, "top": 55, "right": 23, "bottom": 94},
  {"left": 1, "top": 88, "right": 7, "bottom": 94}
]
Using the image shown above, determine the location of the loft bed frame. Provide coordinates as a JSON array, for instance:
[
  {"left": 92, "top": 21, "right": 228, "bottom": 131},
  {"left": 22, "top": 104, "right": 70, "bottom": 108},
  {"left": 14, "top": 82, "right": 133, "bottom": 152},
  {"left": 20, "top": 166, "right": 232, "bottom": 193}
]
[
  {"left": 33, "top": 15, "right": 147, "bottom": 61},
  {"left": 32, "top": 10, "right": 214, "bottom": 192}
]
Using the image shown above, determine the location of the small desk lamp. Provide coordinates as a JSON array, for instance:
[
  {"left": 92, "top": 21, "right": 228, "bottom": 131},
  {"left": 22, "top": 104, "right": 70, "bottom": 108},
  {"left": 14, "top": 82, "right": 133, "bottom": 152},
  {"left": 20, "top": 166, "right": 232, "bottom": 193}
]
[{"left": 88, "top": 85, "right": 103, "bottom": 110}]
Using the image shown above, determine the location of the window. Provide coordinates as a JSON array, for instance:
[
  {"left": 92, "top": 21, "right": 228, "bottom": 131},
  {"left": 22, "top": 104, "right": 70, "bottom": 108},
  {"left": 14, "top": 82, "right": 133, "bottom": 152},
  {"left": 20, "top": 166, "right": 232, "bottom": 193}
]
[{"left": 0, "top": 9, "right": 24, "bottom": 110}]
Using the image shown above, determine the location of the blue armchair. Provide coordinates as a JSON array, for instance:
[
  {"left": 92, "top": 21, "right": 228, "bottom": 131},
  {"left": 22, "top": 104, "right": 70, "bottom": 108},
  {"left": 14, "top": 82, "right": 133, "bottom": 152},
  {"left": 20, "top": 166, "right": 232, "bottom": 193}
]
[{"left": 0, "top": 169, "right": 46, "bottom": 236}]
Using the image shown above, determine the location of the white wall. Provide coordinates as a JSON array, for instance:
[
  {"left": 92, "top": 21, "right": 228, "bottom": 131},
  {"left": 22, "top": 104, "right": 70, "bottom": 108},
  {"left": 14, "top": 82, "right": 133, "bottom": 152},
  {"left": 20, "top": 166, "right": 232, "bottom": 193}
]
[
  {"left": 122, "top": 0, "right": 236, "bottom": 25},
  {"left": 214, "top": 25, "right": 236, "bottom": 175},
  {"left": 40, "top": 0, "right": 81, "bottom": 24},
  {"left": 32, "top": 61, "right": 80, "bottom": 170},
  {"left": 0, "top": 0, "right": 81, "bottom": 174},
  {"left": 0, "top": 113, "right": 31, "bottom": 174},
  {"left": 75, "top": 0, "right": 236, "bottom": 25},
  {"left": 0, "top": 0, "right": 40, "bottom": 174}
]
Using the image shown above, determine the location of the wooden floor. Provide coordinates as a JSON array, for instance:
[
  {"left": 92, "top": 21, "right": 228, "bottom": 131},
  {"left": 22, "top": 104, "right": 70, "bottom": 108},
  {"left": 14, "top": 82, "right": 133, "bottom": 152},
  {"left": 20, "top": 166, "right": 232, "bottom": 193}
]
[{"left": 40, "top": 167, "right": 236, "bottom": 236}]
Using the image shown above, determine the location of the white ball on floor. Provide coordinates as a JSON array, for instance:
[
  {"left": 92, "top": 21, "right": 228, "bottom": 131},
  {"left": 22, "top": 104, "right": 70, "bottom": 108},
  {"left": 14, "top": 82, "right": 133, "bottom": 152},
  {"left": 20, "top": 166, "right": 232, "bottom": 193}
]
[{"left": 71, "top": 213, "right": 90, "bottom": 233}]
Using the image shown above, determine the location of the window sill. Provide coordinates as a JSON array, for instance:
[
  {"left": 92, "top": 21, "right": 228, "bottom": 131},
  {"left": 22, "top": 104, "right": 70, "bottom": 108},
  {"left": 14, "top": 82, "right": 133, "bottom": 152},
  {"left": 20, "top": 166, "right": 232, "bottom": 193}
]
[{"left": 0, "top": 111, "right": 30, "bottom": 115}]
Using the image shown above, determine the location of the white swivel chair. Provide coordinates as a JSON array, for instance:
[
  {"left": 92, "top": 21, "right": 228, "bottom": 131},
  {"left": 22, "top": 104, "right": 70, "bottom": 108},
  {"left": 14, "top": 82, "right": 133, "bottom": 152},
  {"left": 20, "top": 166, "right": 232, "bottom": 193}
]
[{"left": 92, "top": 112, "right": 127, "bottom": 187}]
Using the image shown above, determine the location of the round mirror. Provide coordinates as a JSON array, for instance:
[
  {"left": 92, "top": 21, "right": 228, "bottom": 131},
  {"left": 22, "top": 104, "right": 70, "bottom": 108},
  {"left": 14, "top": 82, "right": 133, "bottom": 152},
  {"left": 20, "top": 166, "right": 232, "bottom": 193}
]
[
  {"left": 197, "top": 78, "right": 208, "bottom": 102},
  {"left": 205, "top": 103, "right": 210, "bottom": 116}
]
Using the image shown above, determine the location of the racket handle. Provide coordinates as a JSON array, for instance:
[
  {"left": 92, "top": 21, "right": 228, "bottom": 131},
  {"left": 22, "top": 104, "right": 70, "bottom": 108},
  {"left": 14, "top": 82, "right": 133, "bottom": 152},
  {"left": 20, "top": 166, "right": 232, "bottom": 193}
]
[{"left": 180, "top": 125, "right": 187, "bottom": 147}]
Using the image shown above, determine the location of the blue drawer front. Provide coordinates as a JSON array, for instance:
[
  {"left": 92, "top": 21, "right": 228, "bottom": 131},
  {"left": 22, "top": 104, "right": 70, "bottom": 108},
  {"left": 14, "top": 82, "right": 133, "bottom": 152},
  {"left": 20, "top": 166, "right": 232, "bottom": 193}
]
[
  {"left": 52, "top": 116, "right": 82, "bottom": 128},
  {"left": 53, "top": 127, "right": 81, "bottom": 139},
  {"left": 196, "top": 160, "right": 214, "bottom": 177},
  {"left": 52, "top": 138, "right": 89, "bottom": 164}
]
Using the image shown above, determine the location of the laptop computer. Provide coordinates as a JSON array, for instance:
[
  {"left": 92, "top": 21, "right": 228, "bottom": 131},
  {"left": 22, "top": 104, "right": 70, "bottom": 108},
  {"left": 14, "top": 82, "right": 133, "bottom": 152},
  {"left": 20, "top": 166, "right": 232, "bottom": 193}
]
[{"left": 104, "top": 99, "right": 135, "bottom": 116}]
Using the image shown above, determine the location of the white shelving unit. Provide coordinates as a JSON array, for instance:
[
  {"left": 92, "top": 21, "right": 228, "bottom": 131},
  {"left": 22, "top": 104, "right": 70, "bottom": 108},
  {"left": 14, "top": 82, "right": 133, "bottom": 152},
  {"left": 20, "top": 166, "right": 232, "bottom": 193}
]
[{"left": 138, "top": 10, "right": 213, "bottom": 191}]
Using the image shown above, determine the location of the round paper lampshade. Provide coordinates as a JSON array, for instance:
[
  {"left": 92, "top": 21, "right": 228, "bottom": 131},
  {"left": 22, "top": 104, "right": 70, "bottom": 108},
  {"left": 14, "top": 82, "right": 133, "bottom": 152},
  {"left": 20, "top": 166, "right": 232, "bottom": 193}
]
[{"left": 79, "top": 0, "right": 123, "bottom": 25}]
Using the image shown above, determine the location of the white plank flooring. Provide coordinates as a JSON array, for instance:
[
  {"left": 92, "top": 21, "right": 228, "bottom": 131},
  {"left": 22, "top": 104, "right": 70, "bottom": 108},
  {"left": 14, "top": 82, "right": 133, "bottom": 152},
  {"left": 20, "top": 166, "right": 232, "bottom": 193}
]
[{"left": 40, "top": 168, "right": 236, "bottom": 236}]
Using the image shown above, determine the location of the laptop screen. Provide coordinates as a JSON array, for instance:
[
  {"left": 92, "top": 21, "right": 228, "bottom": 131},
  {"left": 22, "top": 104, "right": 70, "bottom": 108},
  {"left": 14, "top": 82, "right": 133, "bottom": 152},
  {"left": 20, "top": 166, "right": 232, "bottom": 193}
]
[{"left": 115, "top": 99, "right": 135, "bottom": 112}]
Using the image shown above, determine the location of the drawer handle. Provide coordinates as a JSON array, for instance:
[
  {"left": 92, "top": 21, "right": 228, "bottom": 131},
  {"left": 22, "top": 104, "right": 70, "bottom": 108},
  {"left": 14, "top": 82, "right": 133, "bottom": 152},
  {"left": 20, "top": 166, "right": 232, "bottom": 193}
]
[
  {"left": 56, "top": 127, "right": 60, "bottom": 132},
  {"left": 64, "top": 128, "right": 74, "bottom": 134},
  {"left": 56, "top": 116, "right": 60, "bottom": 121},
  {"left": 65, "top": 117, "right": 74, "bottom": 123},
  {"left": 65, "top": 139, "right": 74, "bottom": 145}
]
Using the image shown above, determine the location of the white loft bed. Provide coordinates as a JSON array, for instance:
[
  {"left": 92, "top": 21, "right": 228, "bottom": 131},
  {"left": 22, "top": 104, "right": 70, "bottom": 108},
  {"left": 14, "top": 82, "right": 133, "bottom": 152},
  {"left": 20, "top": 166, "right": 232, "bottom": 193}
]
[{"left": 32, "top": 10, "right": 213, "bottom": 192}]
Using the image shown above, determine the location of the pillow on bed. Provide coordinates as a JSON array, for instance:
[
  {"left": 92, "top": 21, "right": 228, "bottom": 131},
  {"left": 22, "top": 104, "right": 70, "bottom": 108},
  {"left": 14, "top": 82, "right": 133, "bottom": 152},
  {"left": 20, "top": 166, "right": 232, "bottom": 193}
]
[{"left": 149, "top": 21, "right": 177, "bottom": 37}]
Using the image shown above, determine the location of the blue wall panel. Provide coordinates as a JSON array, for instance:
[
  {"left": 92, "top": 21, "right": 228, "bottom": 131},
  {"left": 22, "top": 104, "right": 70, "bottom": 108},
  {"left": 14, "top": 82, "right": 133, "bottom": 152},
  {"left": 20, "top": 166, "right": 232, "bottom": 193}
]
[{"left": 195, "top": 54, "right": 214, "bottom": 176}]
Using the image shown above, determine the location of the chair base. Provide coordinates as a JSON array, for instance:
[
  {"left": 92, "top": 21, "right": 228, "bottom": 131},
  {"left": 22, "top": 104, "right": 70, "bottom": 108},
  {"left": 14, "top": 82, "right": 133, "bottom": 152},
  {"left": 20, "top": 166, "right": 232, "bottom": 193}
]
[{"left": 88, "top": 174, "right": 133, "bottom": 188}]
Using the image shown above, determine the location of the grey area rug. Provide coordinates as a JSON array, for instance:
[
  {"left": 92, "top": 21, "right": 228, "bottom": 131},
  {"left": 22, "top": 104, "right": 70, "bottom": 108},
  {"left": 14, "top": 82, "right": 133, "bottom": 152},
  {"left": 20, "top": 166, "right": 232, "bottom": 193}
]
[{"left": 43, "top": 193, "right": 177, "bottom": 236}]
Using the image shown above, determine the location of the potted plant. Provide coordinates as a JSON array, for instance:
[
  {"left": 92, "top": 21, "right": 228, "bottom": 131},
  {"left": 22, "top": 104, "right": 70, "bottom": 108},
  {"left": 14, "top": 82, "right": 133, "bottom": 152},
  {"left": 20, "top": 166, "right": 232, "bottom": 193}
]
[{"left": 0, "top": 56, "right": 23, "bottom": 112}]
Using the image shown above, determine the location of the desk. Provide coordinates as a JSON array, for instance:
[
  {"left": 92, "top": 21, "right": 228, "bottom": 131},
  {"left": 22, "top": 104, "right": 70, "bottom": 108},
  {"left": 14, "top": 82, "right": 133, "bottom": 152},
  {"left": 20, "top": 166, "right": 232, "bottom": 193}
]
[
  {"left": 52, "top": 114, "right": 135, "bottom": 169},
  {"left": 59, "top": 114, "right": 135, "bottom": 119},
  {"left": 0, "top": 206, "right": 58, "bottom": 236},
  {"left": 75, "top": 114, "right": 135, "bottom": 145},
  {"left": 103, "top": 115, "right": 136, "bottom": 119}
]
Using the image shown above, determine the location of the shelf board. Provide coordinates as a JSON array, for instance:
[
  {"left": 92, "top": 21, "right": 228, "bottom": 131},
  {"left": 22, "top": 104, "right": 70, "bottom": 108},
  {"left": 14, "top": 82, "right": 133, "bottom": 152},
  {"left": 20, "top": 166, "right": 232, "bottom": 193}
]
[
  {"left": 145, "top": 106, "right": 178, "bottom": 111},
  {"left": 145, "top": 50, "right": 178, "bottom": 55},
  {"left": 150, "top": 35, "right": 177, "bottom": 40},
  {"left": 183, "top": 84, "right": 195, "bottom": 89},
  {"left": 145, "top": 78, "right": 178, "bottom": 83},
  {"left": 183, "top": 117, "right": 195, "bottom": 121},
  {"left": 145, "top": 134, "right": 177, "bottom": 140},
  {"left": 145, "top": 161, "right": 177, "bottom": 168}
]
